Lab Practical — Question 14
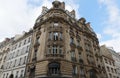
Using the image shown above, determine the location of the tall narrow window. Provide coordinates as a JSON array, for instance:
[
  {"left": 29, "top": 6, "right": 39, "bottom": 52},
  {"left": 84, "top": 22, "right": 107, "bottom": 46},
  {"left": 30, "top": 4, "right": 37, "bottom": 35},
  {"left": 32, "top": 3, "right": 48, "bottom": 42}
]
[
  {"left": 53, "top": 45, "right": 57, "bottom": 54},
  {"left": 71, "top": 51, "right": 75, "bottom": 58},
  {"left": 59, "top": 32, "right": 62, "bottom": 40},
  {"left": 72, "top": 65, "right": 77, "bottom": 75},
  {"left": 77, "top": 40, "right": 80, "bottom": 46},
  {"left": 15, "top": 71, "right": 19, "bottom": 78},
  {"left": 53, "top": 32, "right": 58, "bottom": 40},
  {"left": 32, "top": 49, "right": 37, "bottom": 61},
  {"left": 6, "top": 73, "right": 8, "bottom": 78},
  {"left": 24, "top": 40, "right": 26, "bottom": 45},
  {"left": 48, "top": 47, "right": 51, "bottom": 54},
  {"left": 80, "top": 67, "right": 85, "bottom": 76},
  {"left": 71, "top": 51, "right": 76, "bottom": 62},
  {"left": 70, "top": 37, "right": 74, "bottom": 43},
  {"left": 20, "top": 70, "right": 24, "bottom": 77},
  {"left": 24, "top": 56, "right": 27, "bottom": 64},
  {"left": 19, "top": 58, "right": 22, "bottom": 65},
  {"left": 59, "top": 47, "right": 63, "bottom": 54},
  {"left": 28, "top": 37, "right": 31, "bottom": 43},
  {"left": 49, "top": 32, "right": 52, "bottom": 40},
  {"left": 36, "top": 36, "right": 40, "bottom": 43}
]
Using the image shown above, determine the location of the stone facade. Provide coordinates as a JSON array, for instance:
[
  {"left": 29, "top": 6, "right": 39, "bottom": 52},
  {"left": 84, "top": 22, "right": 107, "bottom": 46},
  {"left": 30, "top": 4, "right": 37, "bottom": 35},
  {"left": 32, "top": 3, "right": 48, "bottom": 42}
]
[
  {"left": 100, "top": 45, "right": 119, "bottom": 78},
  {"left": 0, "top": 38, "right": 13, "bottom": 77},
  {"left": 25, "top": 1, "right": 105, "bottom": 78},
  {"left": 108, "top": 47, "right": 120, "bottom": 78},
  {"left": 1, "top": 30, "right": 32, "bottom": 78}
]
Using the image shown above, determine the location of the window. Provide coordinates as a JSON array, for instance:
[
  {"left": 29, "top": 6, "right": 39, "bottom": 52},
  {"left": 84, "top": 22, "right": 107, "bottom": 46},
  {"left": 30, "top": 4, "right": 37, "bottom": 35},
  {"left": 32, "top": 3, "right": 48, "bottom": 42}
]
[
  {"left": 24, "top": 39, "right": 26, "bottom": 45},
  {"left": 59, "top": 32, "right": 62, "bottom": 40},
  {"left": 71, "top": 51, "right": 75, "bottom": 58},
  {"left": 80, "top": 68, "right": 85, "bottom": 76},
  {"left": 36, "top": 36, "right": 40, "bottom": 43},
  {"left": 77, "top": 40, "right": 80, "bottom": 46},
  {"left": 19, "top": 58, "right": 22, "bottom": 65},
  {"left": 53, "top": 32, "right": 58, "bottom": 40},
  {"left": 109, "top": 73, "right": 112, "bottom": 78},
  {"left": 6, "top": 73, "right": 8, "bottom": 78},
  {"left": 48, "top": 47, "right": 51, "bottom": 54},
  {"left": 17, "top": 50, "right": 20, "bottom": 56},
  {"left": 26, "top": 45, "right": 29, "bottom": 52},
  {"left": 24, "top": 56, "right": 27, "bottom": 64},
  {"left": 19, "top": 42, "right": 21, "bottom": 47},
  {"left": 28, "top": 37, "right": 31, "bottom": 43},
  {"left": 107, "top": 66, "right": 110, "bottom": 72},
  {"left": 70, "top": 37, "right": 74, "bottom": 43},
  {"left": 14, "top": 59, "right": 16, "bottom": 67},
  {"left": 15, "top": 71, "right": 19, "bottom": 78},
  {"left": 32, "top": 49, "right": 37, "bottom": 61},
  {"left": 20, "top": 70, "right": 24, "bottom": 77},
  {"left": 89, "top": 69, "right": 97, "bottom": 78},
  {"left": 53, "top": 22, "right": 59, "bottom": 27},
  {"left": 3, "top": 74, "right": 5, "bottom": 78},
  {"left": 59, "top": 46, "right": 63, "bottom": 54},
  {"left": 72, "top": 65, "right": 77, "bottom": 75},
  {"left": 53, "top": 45, "right": 58, "bottom": 54},
  {"left": 49, "top": 32, "right": 52, "bottom": 40},
  {"left": 48, "top": 62, "right": 60, "bottom": 75}
]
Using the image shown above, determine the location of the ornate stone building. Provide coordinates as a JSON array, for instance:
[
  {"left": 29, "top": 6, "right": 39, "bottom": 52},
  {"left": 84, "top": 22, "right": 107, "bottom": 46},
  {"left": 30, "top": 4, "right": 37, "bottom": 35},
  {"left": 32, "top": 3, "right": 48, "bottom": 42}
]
[
  {"left": 0, "top": 38, "right": 13, "bottom": 77},
  {"left": 1, "top": 30, "right": 32, "bottom": 78},
  {"left": 25, "top": 1, "right": 105, "bottom": 78},
  {"left": 100, "top": 45, "right": 119, "bottom": 78}
]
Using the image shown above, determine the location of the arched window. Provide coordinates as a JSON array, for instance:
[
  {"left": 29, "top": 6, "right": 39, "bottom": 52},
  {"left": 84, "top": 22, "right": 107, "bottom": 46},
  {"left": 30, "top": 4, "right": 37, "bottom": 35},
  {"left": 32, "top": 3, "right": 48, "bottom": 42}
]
[{"left": 48, "top": 62, "right": 60, "bottom": 75}]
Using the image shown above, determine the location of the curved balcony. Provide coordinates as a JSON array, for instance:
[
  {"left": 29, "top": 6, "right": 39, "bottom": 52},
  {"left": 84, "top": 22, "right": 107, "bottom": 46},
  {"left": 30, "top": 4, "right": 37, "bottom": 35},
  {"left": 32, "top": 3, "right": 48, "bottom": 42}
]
[
  {"left": 47, "top": 40, "right": 63, "bottom": 46},
  {"left": 46, "top": 54, "right": 64, "bottom": 58},
  {"left": 48, "top": 26, "right": 62, "bottom": 32}
]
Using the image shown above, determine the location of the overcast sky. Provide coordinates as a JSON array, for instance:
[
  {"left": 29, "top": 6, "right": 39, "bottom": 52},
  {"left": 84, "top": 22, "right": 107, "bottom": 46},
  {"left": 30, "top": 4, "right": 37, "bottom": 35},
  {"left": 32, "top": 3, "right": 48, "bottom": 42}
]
[{"left": 0, "top": 0, "right": 120, "bottom": 52}]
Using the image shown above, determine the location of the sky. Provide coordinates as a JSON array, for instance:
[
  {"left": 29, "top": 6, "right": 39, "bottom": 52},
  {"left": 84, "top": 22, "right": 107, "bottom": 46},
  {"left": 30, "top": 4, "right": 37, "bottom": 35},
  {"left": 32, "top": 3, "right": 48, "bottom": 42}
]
[{"left": 0, "top": 0, "right": 120, "bottom": 52}]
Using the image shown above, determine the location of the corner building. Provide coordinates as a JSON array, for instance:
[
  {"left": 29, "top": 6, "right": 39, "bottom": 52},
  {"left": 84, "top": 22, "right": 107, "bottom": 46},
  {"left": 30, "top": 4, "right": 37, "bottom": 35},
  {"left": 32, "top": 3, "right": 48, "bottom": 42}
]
[{"left": 26, "top": 1, "right": 105, "bottom": 78}]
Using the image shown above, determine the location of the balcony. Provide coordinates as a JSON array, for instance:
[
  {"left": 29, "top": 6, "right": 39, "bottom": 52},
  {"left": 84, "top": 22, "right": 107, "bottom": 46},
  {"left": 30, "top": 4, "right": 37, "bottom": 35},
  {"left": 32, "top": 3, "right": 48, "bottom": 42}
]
[
  {"left": 48, "top": 26, "right": 62, "bottom": 32},
  {"left": 46, "top": 54, "right": 64, "bottom": 58},
  {"left": 47, "top": 40, "right": 63, "bottom": 46}
]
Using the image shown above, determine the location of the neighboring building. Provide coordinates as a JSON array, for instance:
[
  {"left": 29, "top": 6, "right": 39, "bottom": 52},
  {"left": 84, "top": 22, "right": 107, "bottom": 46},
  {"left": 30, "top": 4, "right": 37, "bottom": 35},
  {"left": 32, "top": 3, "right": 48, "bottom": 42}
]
[
  {"left": 108, "top": 47, "right": 120, "bottom": 78},
  {"left": 25, "top": 1, "right": 105, "bottom": 78},
  {"left": 100, "top": 45, "right": 119, "bottom": 78},
  {"left": 1, "top": 30, "right": 32, "bottom": 78},
  {"left": 0, "top": 38, "right": 13, "bottom": 77}
]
